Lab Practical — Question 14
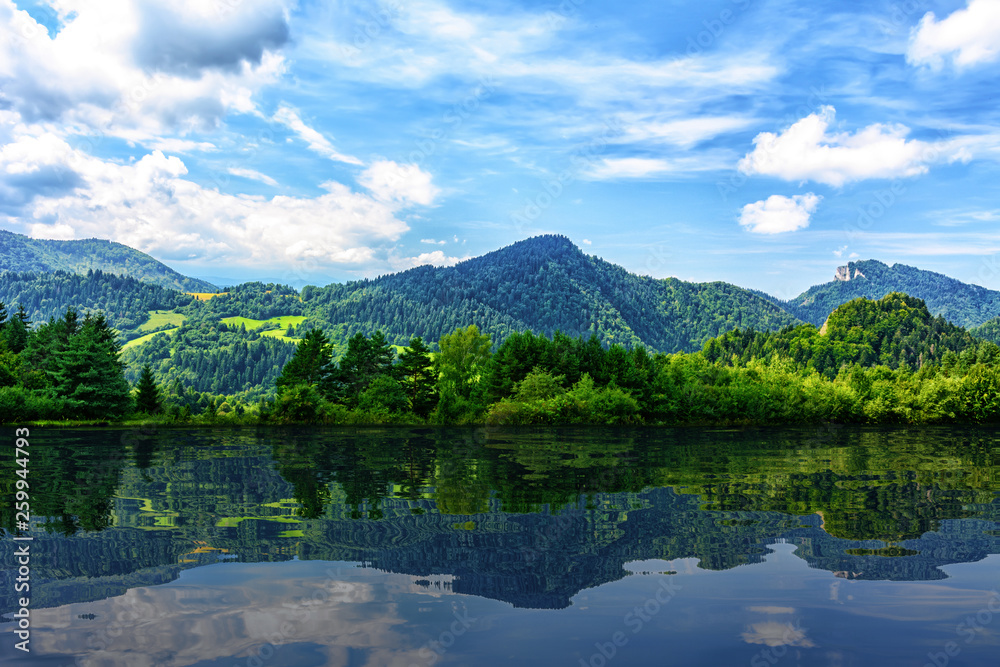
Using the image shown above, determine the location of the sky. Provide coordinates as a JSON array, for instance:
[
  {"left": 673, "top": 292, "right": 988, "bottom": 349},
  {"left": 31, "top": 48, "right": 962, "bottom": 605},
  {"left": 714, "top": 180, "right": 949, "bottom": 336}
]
[{"left": 0, "top": 0, "right": 999, "bottom": 297}]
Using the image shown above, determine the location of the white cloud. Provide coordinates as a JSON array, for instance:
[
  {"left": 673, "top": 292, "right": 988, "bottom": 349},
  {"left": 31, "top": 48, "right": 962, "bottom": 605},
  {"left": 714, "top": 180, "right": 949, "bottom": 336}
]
[
  {"left": 739, "top": 194, "right": 822, "bottom": 234},
  {"left": 272, "top": 105, "right": 363, "bottom": 165},
  {"left": 0, "top": 127, "right": 417, "bottom": 268},
  {"left": 150, "top": 138, "right": 217, "bottom": 153},
  {"left": 359, "top": 160, "right": 439, "bottom": 206},
  {"left": 582, "top": 238, "right": 592, "bottom": 245},
  {"left": 833, "top": 245, "right": 848, "bottom": 257},
  {"left": 907, "top": 0, "right": 1000, "bottom": 68},
  {"left": 420, "top": 238, "right": 447, "bottom": 245},
  {"left": 616, "top": 115, "right": 756, "bottom": 149},
  {"left": 389, "top": 250, "right": 465, "bottom": 270},
  {"left": 737, "top": 107, "right": 955, "bottom": 186},
  {"left": 228, "top": 167, "right": 278, "bottom": 186},
  {"left": 0, "top": 0, "right": 290, "bottom": 135}
]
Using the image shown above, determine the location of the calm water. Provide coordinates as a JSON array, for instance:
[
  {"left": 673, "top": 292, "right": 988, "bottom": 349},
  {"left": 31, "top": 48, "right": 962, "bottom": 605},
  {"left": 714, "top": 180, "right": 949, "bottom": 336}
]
[{"left": 2, "top": 426, "right": 999, "bottom": 666}]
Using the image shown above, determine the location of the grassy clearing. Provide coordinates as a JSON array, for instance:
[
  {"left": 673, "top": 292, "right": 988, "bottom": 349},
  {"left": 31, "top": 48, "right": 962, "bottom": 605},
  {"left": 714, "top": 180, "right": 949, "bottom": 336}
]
[
  {"left": 122, "top": 328, "right": 179, "bottom": 351},
  {"left": 139, "top": 310, "right": 187, "bottom": 332},
  {"left": 187, "top": 292, "right": 227, "bottom": 301}
]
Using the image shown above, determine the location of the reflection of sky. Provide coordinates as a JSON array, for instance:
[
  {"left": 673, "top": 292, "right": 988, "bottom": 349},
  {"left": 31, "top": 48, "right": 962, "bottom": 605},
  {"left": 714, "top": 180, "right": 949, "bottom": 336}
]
[{"left": 3, "top": 547, "right": 1000, "bottom": 667}]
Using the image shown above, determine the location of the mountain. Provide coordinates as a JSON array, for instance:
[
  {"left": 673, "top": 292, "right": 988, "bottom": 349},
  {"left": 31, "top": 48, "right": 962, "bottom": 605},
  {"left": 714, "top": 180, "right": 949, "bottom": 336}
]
[
  {"left": 303, "top": 235, "right": 800, "bottom": 353},
  {"left": 784, "top": 259, "right": 1000, "bottom": 328},
  {"left": 0, "top": 229, "right": 217, "bottom": 293},
  {"left": 705, "top": 292, "right": 987, "bottom": 375}
]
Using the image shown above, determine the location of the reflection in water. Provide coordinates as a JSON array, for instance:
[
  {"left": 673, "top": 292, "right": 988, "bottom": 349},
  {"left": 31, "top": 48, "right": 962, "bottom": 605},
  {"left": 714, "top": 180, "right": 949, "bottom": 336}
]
[{"left": 0, "top": 426, "right": 998, "bottom": 665}]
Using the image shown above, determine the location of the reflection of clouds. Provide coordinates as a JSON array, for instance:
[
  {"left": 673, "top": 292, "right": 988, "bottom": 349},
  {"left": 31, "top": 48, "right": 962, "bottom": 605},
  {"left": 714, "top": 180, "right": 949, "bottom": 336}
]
[
  {"left": 16, "top": 564, "right": 462, "bottom": 667},
  {"left": 741, "top": 621, "right": 815, "bottom": 648},
  {"left": 742, "top": 605, "right": 815, "bottom": 648}
]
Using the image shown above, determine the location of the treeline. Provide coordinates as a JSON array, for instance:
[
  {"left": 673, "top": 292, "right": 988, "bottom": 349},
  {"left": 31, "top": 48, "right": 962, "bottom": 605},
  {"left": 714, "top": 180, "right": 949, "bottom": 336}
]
[
  {"left": 0, "top": 307, "right": 133, "bottom": 420},
  {"left": 121, "top": 318, "right": 297, "bottom": 402},
  {"left": 266, "top": 294, "right": 1000, "bottom": 426},
  {"left": 0, "top": 270, "right": 192, "bottom": 331}
]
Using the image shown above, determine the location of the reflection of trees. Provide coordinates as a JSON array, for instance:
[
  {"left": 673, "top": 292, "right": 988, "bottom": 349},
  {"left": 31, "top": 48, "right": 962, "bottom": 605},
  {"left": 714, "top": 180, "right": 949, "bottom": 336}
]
[{"left": 0, "top": 436, "right": 128, "bottom": 536}]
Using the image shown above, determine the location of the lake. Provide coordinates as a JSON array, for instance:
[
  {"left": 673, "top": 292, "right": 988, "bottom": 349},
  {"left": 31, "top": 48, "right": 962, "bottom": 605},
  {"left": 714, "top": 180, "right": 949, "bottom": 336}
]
[{"left": 2, "top": 426, "right": 999, "bottom": 666}]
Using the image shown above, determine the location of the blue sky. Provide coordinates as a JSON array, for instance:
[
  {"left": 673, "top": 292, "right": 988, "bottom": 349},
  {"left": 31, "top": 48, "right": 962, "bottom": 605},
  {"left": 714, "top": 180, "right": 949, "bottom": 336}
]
[{"left": 1, "top": 0, "right": 999, "bottom": 296}]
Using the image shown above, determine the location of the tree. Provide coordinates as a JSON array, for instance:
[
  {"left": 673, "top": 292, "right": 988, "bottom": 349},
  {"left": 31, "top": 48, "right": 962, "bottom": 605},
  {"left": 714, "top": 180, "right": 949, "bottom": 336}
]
[
  {"left": 275, "top": 328, "right": 334, "bottom": 396},
  {"left": 433, "top": 325, "right": 492, "bottom": 422},
  {"left": 52, "top": 313, "right": 132, "bottom": 418},
  {"left": 134, "top": 364, "right": 162, "bottom": 414},
  {"left": 334, "top": 331, "right": 395, "bottom": 405},
  {"left": 396, "top": 336, "right": 437, "bottom": 417}
]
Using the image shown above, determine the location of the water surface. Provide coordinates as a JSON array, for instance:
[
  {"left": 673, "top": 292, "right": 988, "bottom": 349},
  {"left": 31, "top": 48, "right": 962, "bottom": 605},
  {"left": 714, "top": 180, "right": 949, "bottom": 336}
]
[{"left": 1, "top": 426, "right": 999, "bottom": 666}]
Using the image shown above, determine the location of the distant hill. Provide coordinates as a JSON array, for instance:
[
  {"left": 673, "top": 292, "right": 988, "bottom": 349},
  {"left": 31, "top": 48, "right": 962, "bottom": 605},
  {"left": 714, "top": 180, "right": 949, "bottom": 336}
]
[
  {"left": 784, "top": 260, "right": 1000, "bottom": 328},
  {"left": 0, "top": 270, "right": 192, "bottom": 331},
  {"left": 970, "top": 317, "right": 1000, "bottom": 345},
  {"left": 704, "top": 292, "right": 988, "bottom": 376},
  {"left": 0, "top": 229, "right": 217, "bottom": 293},
  {"left": 303, "top": 235, "right": 801, "bottom": 353}
]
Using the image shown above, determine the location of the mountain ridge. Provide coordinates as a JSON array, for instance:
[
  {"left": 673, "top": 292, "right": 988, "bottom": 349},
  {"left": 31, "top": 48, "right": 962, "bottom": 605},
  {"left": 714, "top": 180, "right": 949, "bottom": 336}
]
[{"left": 0, "top": 230, "right": 217, "bottom": 293}]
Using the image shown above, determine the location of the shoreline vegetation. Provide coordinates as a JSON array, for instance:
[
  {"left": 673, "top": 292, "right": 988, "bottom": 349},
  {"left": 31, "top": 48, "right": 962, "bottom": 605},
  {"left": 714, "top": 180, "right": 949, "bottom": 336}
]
[{"left": 2, "top": 292, "right": 999, "bottom": 428}]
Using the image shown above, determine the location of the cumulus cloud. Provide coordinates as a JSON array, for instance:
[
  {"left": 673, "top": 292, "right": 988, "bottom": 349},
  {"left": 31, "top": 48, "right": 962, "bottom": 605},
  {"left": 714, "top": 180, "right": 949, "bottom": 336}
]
[
  {"left": 739, "top": 194, "right": 822, "bottom": 234},
  {"left": 360, "top": 160, "right": 439, "bottom": 206},
  {"left": 389, "top": 250, "right": 466, "bottom": 270},
  {"left": 0, "top": 0, "right": 289, "bottom": 133},
  {"left": 0, "top": 127, "right": 422, "bottom": 268},
  {"left": 907, "top": 0, "right": 1000, "bottom": 68},
  {"left": 272, "top": 105, "right": 363, "bottom": 165},
  {"left": 737, "top": 107, "right": 949, "bottom": 186}
]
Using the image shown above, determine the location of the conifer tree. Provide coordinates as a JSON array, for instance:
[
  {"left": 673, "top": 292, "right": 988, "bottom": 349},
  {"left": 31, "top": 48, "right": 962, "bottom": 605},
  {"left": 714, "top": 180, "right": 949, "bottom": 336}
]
[{"left": 135, "top": 364, "right": 162, "bottom": 414}]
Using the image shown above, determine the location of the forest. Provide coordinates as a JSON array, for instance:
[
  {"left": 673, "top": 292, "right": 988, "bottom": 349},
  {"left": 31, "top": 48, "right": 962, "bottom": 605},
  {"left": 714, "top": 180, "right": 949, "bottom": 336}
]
[{"left": 2, "top": 291, "right": 997, "bottom": 426}]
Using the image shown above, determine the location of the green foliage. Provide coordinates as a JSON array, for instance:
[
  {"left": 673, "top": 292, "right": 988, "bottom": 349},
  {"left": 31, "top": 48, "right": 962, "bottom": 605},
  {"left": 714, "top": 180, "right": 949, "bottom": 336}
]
[
  {"left": 275, "top": 329, "right": 334, "bottom": 396},
  {"left": 0, "top": 229, "right": 217, "bottom": 292},
  {"left": 785, "top": 259, "right": 1000, "bottom": 328},
  {"left": 303, "top": 235, "right": 799, "bottom": 354},
  {"left": 134, "top": 364, "right": 162, "bottom": 414},
  {"left": 396, "top": 337, "right": 437, "bottom": 417},
  {"left": 0, "top": 270, "right": 192, "bottom": 333}
]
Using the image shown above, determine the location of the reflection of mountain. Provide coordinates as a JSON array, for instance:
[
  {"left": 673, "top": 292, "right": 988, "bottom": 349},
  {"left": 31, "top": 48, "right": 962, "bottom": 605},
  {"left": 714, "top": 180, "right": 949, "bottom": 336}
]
[{"left": 0, "top": 427, "right": 997, "bottom": 614}]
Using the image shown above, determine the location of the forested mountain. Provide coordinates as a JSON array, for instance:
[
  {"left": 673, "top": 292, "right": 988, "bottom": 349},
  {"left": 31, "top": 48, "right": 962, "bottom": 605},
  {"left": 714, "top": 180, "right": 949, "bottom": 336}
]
[
  {"left": 304, "top": 235, "right": 800, "bottom": 353},
  {"left": 785, "top": 260, "right": 1000, "bottom": 328},
  {"left": 704, "top": 293, "right": 989, "bottom": 377},
  {"left": 0, "top": 270, "right": 192, "bottom": 331},
  {"left": 0, "top": 230, "right": 216, "bottom": 292}
]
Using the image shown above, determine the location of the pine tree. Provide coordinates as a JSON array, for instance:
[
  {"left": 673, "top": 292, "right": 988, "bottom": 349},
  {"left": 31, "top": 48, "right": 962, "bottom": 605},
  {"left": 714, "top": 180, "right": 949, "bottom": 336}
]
[
  {"left": 396, "top": 336, "right": 437, "bottom": 417},
  {"left": 275, "top": 328, "right": 334, "bottom": 395},
  {"left": 52, "top": 313, "right": 133, "bottom": 418},
  {"left": 134, "top": 364, "right": 162, "bottom": 414}
]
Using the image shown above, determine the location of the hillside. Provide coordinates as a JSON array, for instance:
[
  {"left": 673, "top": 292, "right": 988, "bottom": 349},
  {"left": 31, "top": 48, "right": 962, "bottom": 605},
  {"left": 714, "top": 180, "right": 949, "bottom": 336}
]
[
  {"left": 0, "top": 270, "right": 192, "bottom": 331},
  {"left": 303, "top": 235, "right": 801, "bottom": 353},
  {"left": 970, "top": 317, "right": 1000, "bottom": 345},
  {"left": 785, "top": 260, "right": 1000, "bottom": 328},
  {"left": 0, "top": 230, "right": 217, "bottom": 293},
  {"left": 704, "top": 292, "right": 989, "bottom": 376}
]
